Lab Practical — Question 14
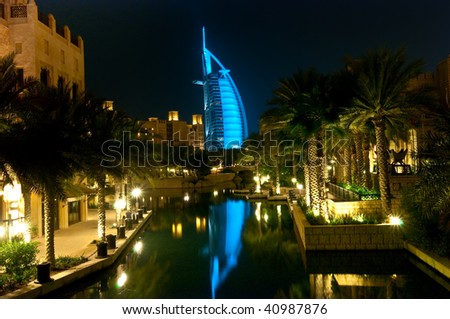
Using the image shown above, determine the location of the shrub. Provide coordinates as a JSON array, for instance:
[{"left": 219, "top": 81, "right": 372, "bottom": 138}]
[
  {"left": 0, "top": 240, "right": 38, "bottom": 292},
  {"left": 54, "top": 256, "right": 88, "bottom": 270}
]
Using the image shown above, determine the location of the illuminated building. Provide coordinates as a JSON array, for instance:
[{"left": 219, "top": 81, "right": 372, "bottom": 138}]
[
  {"left": 0, "top": 0, "right": 85, "bottom": 94},
  {"left": 138, "top": 111, "right": 204, "bottom": 149},
  {"left": 0, "top": 0, "right": 87, "bottom": 235},
  {"left": 198, "top": 27, "right": 248, "bottom": 149}
]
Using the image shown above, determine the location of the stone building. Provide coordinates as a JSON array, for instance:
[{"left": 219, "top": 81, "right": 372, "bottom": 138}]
[
  {"left": 0, "top": 0, "right": 87, "bottom": 238},
  {"left": 139, "top": 111, "right": 204, "bottom": 149},
  {"left": 0, "top": 0, "right": 84, "bottom": 93}
]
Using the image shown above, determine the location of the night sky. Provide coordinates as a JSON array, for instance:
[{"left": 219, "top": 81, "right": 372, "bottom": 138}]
[{"left": 36, "top": 0, "right": 450, "bottom": 135}]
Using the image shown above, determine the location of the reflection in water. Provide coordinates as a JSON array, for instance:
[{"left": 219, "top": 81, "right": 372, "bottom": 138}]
[
  {"left": 305, "top": 250, "right": 450, "bottom": 298},
  {"left": 209, "top": 198, "right": 250, "bottom": 298},
  {"left": 42, "top": 191, "right": 450, "bottom": 299}
]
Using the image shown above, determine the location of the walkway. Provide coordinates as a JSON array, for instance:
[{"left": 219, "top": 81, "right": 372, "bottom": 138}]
[
  {"left": 35, "top": 209, "right": 119, "bottom": 261},
  {"left": 2, "top": 208, "right": 152, "bottom": 299}
]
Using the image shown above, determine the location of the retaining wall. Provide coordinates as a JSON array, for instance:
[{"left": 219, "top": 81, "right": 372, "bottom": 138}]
[{"left": 291, "top": 203, "right": 404, "bottom": 251}]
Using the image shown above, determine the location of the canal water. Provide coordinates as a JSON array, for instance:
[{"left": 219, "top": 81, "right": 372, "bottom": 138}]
[{"left": 45, "top": 190, "right": 450, "bottom": 299}]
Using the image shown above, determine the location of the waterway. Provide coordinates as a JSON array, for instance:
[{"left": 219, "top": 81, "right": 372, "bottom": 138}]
[{"left": 44, "top": 190, "right": 450, "bottom": 299}]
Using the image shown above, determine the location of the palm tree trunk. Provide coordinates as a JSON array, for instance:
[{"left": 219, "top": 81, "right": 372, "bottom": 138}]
[
  {"left": 308, "top": 138, "right": 321, "bottom": 215},
  {"left": 304, "top": 163, "right": 311, "bottom": 206},
  {"left": 43, "top": 188, "right": 56, "bottom": 266},
  {"left": 21, "top": 181, "right": 32, "bottom": 223},
  {"left": 374, "top": 119, "right": 392, "bottom": 218},
  {"left": 126, "top": 174, "right": 133, "bottom": 211},
  {"left": 354, "top": 131, "right": 366, "bottom": 188},
  {"left": 363, "top": 135, "right": 373, "bottom": 190},
  {"left": 343, "top": 143, "right": 352, "bottom": 185},
  {"left": 96, "top": 175, "right": 106, "bottom": 241}
]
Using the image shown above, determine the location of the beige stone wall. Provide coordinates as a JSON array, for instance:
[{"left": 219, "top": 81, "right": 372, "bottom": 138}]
[
  {"left": 327, "top": 198, "right": 405, "bottom": 218},
  {"left": 0, "top": 1, "right": 84, "bottom": 90},
  {"left": 292, "top": 203, "right": 405, "bottom": 251}
]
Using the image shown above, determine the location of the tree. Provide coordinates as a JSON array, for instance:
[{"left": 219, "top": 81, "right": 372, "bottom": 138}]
[
  {"left": 341, "top": 48, "right": 432, "bottom": 218},
  {"left": 0, "top": 53, "right": 39, "bottom": 221},
  {"left": 402, "top": 107, "right": 450, "bottom": 257},
  {"left": 267, "top": 68, "right": 340, "bottom": 215},
  {"left": 6, "top": 83, "right": 88, "bottom": 265}
]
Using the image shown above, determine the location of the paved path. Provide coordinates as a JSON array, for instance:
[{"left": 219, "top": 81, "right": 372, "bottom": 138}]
[
  {"left": 35, "top": 209, "right": 122, "bottom": 261},
  {"left": 2, "top": 208, "right": 151, "bottom": 298}
]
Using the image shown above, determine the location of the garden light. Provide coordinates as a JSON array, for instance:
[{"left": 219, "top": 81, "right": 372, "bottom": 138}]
[{"left": 389, "top": 216, "right": 403, "bottom": 226}]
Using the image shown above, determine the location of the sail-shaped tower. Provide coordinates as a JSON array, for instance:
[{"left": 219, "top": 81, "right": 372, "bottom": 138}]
[{"left": 200, "top": 27, "right": 248, "bottom": 149}]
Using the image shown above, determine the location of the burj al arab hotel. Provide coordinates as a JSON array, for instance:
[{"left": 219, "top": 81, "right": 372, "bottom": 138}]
[{"left": 197, "top": 27, "right": 248, "bottom": 149}]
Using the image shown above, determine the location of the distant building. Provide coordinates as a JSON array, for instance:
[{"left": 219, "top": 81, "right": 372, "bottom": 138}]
[
  {"left": 0, "top": 0, "right": 85, "bottom": 94},
  {"left": 198, "top": 27, "right": 248, "bottom": 150},
  {"left": 139, "top": 111, "right": 204, "bottom": 149}
]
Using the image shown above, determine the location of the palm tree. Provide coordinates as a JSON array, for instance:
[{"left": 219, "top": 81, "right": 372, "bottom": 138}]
[
  {"left": 12, "top": 83, "right": 88, "bottom": 265},
  {"left": 0, "top": 53, "right": 39, "bottom": 221},
  {"left": 341, "top": 47, "right": 433, "bottom": 218},
  {"left": 268, "top": 68, "right": 339, "bottom": 216},
  {"left": 75, "top": 98, "right": 136, "bottom": 241}
]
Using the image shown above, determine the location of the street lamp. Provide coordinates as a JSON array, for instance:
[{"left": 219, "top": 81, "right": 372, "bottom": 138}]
[
  {"left": 114, "top": 197, "right": 126, "bottom": 224},
  {"left": 131, "top": 188, "right": 142, "bottom": 211}
]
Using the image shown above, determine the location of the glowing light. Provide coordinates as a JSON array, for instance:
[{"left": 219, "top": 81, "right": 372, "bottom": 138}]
[
  {"left": 263, "top": 213, "right": 269, "bottom": 222},
  {"left": 291, "top": 178, "right": 297, "bottom": 184},
  {"left": 202, "top": 28, "right": 248, "bottom": 149},
  {"left": 114, "top": 198, "right": 126, "bottom": 210},
  {"left": 296, "top": 183, "right": 304, "bottom": 190},
  {"left": 131, "top": 188, "right": 142, "bottom": 198},
  {"left": 3, "top": 182, "right": 22, "bottom": 202},
  {"left": 196, "top": 217, "right": 207, "bottom": 232},
  {"left": 389, "top": 216, "right": 403, "bottom": 226},
  {"left": 277, "top": 205, "right": 282, "bottom": 216},
  {"left": 255, "top": 202, "right": 262, "bottom": 221},
  {"left": 117, "top": 272, "right": 127, "bottom": 288},
  {"left": 133, "top": 241, "right": 143, "bottom": 254},
  {"left": 172, "top": 223, "right": 183, "bottom": 238},
  {"left": 213, "top": 190, "right": 218, "bottom": 197},
  {"left": 184, "top": 193, "right": 190, "bottom": 202}
]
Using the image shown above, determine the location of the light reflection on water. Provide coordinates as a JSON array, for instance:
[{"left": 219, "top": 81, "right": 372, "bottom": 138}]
[{"left": 44, "top": 190, "right": 450, "bottom": 299}]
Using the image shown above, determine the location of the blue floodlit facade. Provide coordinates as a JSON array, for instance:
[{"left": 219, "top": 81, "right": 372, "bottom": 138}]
[{"left": 200, "top": 27, "right": 248, "bottom": 149}]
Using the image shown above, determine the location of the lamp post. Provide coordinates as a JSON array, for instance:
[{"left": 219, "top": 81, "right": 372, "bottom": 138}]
[
  {"left": 114, "top": 197, "right": 126, "bottom": 225},
  {"left": 131, "top": 188, "right": 142, "bottom": 212}
]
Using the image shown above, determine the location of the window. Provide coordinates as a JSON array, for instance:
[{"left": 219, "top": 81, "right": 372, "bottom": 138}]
[
  {"left": 15, "top": 43, "right": 22, "bottom": 54},
  {"left": 68, "top": 201, "right": 80, "bottom": 225},
  {"left": 40, "top": 68, "right": 50, "bottom": 86},
  {"left": 16, "top": 68, "right": 24, "bottom": 87},
  {"left": 10, "top": 5, "right": 27, "bottom": 18},
  {"left": 43, "top": 40, "right": 49, "bottom": 55}
]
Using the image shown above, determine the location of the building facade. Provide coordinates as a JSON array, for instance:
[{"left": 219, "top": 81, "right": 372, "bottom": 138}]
[
  {"left": 0, "top": 0, "right": 85, "bottom": 93},
  {"left": 139, "top": 111, "right": 204, "bottom": 149},
  {"left": 199, "top": 27, "right": 248, "bottom": 150},
  {"left": 0, "top": 0, "right": 87, "bottom": 238}
]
